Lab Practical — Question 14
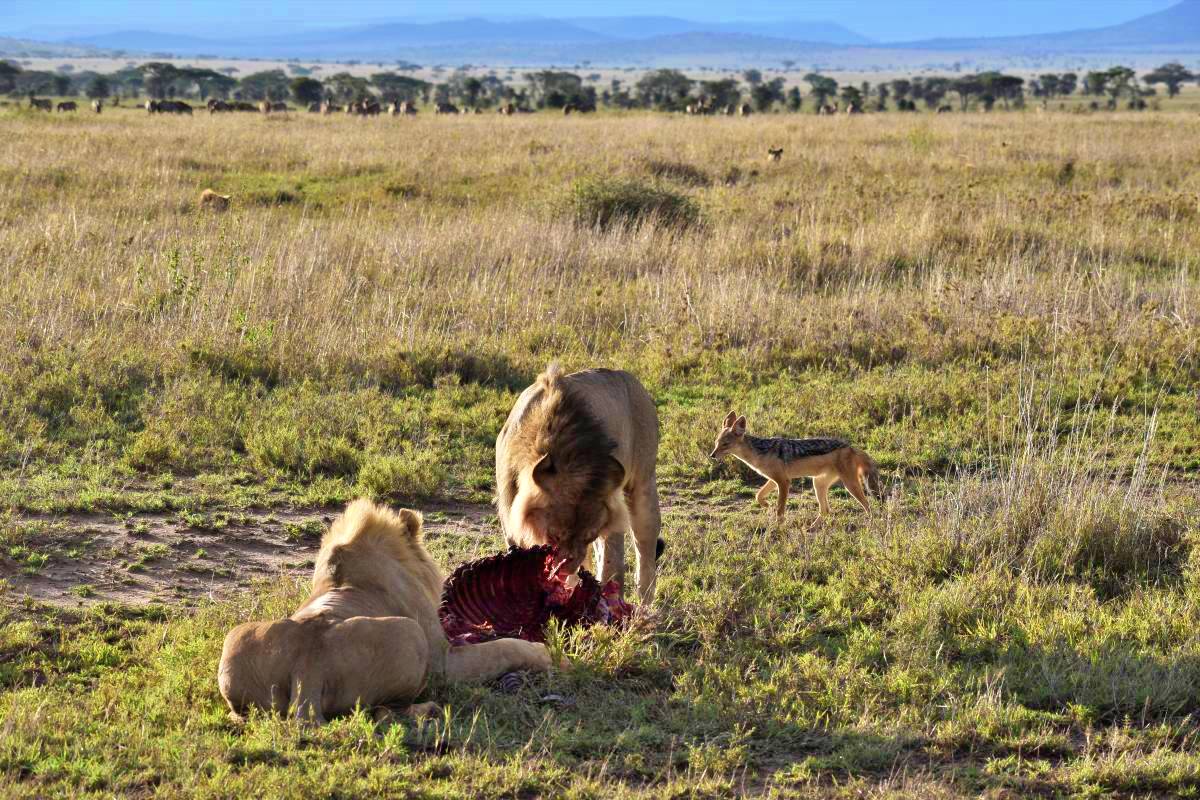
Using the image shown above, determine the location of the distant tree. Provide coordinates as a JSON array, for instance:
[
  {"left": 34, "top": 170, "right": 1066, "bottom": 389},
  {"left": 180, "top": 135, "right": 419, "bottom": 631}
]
[
  {"left": 1034, "top": 73, "right": 1061, "bottom": 97},
  {"left": 139, "top": 62, "right": 181, "bottom": 98},
  {"left": 1059, "top": 72, "right": 1078, "bottom": 95},
  {"left": 785, "top": 85, "right": 802, "bottom": 111},
  {"left": 1102, "top": 66, "right": 1137, "bottom": 107},
  {"left": 742, "top": 68, "right": 763, "bottom": 87},
  {"left": 526, "top": 70, "right": 589, "bottom": 108},
  {"left": 85, "top": 74, "right": 110, "bottom": 99},
  {"left": 180, "top": 67, "right": 236, "bottom": 99},
  {"left": 978, "top": 72, "right": 1024, "bottom": 109},
  {"left": 370, "top": 72, "right": 430, "bottom": 103},
  {"left": 635, "top": 69, "right": 693, "bottom": 110},
  {"left": 323, "top": 72, "right": 371, "bottom": 103},
  {"left": 750, "top": 77, "right": 785, "bottom": 112},
  {"left": 52, "top": 74, "right": 71, "bottom": 96},
  {"left": 873, "top": 82, "right": 890, "bottom": 111},
  {"left": 889, "top": 78, "right": 911, "bottom": 104},
  {"left": 698, "top": 78, "right": 741, "bottom": 109},
  {"left": 238, "top": 69, "right": 291, "bottom": 101},
  {"left": 839, "top": 84, "right": 863, "bottom": 110},
  {"left": 1082, "top": 70, "right": 1108, "bottom": 96},
  {"left": 803, "top": 72, "right": 838, "bottom": 108},
  {"left": 913, "top": 76, "right": 951, "bottom": 109},
  {"left": 951, "top": 74, "right": 984, "bottom": 110},
  {"left": 15, "top": 70, "right": 57, "bottom": 96},
  {"left": 0, "top": 60, "right": 20, "bottom": 94},
  {"left": 1143, "top": 62, "right": 1193, "bottom": 97},
  {"left": 290, "top": 76, "right": 323, "bottom": 105}
]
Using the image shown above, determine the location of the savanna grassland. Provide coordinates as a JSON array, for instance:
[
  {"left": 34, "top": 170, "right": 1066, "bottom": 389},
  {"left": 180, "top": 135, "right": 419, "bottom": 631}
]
[{"left": 1, "top": 105, "right": 1199, "bottom": 798}]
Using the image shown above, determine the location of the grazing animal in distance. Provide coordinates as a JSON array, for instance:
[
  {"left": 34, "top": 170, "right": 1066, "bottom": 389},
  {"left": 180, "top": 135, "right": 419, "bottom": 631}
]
[
  {"left": 398, "top": 101, "right": 417, "bottom": 115},
  {"left": 145, "top": 99, "right": 159, "bottom": 113},
  {"left": 320, "top": 101, "right": 341, "bottom": 115},
  {"left": 308, "top": 101, "right": 322, "bottom": 113},
  {"left": 198, "top": 189, "right": 231, "bottom": 211},
  {"left": 766, "top": 147, "right": 783, "bottom": 162},
  {"left": 435, "top": 102, "right": 459, "bottom": 115},
  {"left": 218, "top": 500, "right": 552, "bottom": 724},
  {"left": 937, "top": 105, "right": 953, "bottom": 114},
  {"left": 29, "top": 96, "right": 52, "bottom": 111},
  {"left": 496, "top": 365, "right": 662, "bottom": 604},
  {"left": 91, "top": 99, "right": 102, "bottom": 113},
  {"left": 56, "top": 101, "right": 77, "bottom": 112},
  {"left": 498, "top": 102, "right": 515, "bottom": 115},
  {"left": 208, "top": 100, "right": 232, "bottom": 113},
  {"left": 739, "top": 103, "right": 752, "bottom": 116},
  {"left": 846, "top": 102, "right": 862, "bottom": 114},
  {"left": 710, "top": 412, "right": 881, "bottom": 521}
]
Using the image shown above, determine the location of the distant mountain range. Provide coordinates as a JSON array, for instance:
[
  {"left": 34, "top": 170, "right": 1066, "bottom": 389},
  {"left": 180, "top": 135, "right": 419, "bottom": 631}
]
[
  {"left": 48, "top": 16, "right": 869, "bottom": 64},
  {"left": 3, "top": 2, "right": 1200, "bottom": 66},
  {"left": 894, "top": 0, "right": 1200, "bottom": 52}
]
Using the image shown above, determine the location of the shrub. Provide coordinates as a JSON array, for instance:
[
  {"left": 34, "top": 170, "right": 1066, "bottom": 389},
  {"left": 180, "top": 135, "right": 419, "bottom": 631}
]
[
  {"left": 642, "top": 158, "right": 711, "bottom": 187},
  {"left": 563, "top": 177, "right": 699, "bottom": 230}
]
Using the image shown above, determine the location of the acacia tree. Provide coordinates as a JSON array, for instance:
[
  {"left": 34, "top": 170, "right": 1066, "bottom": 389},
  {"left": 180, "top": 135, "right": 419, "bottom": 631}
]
[
  {"left": 85, "top": 75, "right": 110, "bottom": 99},
  {"left": 139, "top": 62, "right": 180, "bottom": 98},
  {"left": 1103, "top": 66, "right": 1137, "bottom": 107},
  {"left": 635, "top": 69, "right": 693, "bottom": 110},
  {"left": 750, "top": 77, "right": 785, "bottom": 112},
  {"left": 322, "top": 72, "right": 370, "bottom": 103},
  {"left": 698, "top": 78, "right": 741, "bottom": 109},
  {"left": 0, "top": 60, "right": 19, "bottom": 95},
  {"left": 1143, "top": 62, "right": 1194, "bottom": 97},
  {"left": 239, "top": 69, "right": 291, "bottom": 102},
  {"left": 803, "top": 72, "right": 838, "bottom": 108},
  {"left": 290, "top": 76, "right": 323, "bottom": 105}
]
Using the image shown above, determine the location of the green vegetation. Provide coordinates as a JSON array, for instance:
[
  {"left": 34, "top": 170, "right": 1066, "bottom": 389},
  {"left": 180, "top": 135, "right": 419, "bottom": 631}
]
[{"left": 0, "top": 106, "right": 1198, "bottom": 796}]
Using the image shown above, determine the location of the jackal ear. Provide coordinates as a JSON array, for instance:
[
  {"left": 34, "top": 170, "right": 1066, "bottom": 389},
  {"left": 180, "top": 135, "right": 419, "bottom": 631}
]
[
  {"left": 723, "top": 411, "right": 737, "bottom": 429},
  {"left": 732, "top": 416, "right": 747, "bottom": 436}
]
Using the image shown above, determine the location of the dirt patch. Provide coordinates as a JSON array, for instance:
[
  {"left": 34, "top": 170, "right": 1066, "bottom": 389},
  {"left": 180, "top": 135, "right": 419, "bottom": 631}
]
[{"left": 0, "top": 502, "right": 500, "bottom": 608}]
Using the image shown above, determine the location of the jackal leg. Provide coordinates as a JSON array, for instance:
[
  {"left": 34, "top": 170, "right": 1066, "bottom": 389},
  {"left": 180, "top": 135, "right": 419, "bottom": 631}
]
[
  {"left": 814, "top": 474, "right": 836, "bottom": 516},
  {"left": 756, "top": 480, "right": 777, "bottom": 508},
  {"left": 843, "top": 472, "right": 871, "bottom": 512},
  {"left": 775, "top": 480, "right": 790, "bottom": 520},
  {"left": 629, "top": 480, "right": 662, "bottom": 605}
]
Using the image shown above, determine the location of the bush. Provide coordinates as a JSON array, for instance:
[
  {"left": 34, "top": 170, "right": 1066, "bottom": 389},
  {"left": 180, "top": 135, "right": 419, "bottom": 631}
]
[
  {"left": 564, "top": 177, "right": 699, "bottom": 230},
  {"left": 642, "top": 158, "right": 711, "bottom": 187}
]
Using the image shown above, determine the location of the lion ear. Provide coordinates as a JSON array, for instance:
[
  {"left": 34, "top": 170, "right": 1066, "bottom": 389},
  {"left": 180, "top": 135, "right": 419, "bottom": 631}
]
[
  {"left": 398, "top": 508, "right": 424, "bottom": 541},
  {"left": 723, "top": 410, "right": 737, "bottom": 428},
  {"left": 531, "top": 453, "right": 555, "bottom": 489}
]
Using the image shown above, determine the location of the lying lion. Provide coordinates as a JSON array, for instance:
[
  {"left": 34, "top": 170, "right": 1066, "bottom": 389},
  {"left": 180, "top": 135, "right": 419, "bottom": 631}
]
[{"left": 218, "top": 499, "right": 553, "bottom": 724}]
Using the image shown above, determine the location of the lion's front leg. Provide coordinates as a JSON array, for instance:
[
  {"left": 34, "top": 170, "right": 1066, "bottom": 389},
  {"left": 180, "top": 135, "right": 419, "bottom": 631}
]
[{"left": 444, "top": 639, "right": 553, "bottom": 684}]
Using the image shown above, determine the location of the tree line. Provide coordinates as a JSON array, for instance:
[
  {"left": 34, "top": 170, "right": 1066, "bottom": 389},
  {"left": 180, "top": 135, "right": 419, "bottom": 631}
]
[{"left": 1, "top": 59, "right": 1195, "bottom": 112}]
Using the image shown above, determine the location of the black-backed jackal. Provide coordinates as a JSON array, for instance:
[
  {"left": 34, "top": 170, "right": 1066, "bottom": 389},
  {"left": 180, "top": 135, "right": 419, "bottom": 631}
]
[{"left": 710, "top": 412, "right": 881, "bottom": 521}]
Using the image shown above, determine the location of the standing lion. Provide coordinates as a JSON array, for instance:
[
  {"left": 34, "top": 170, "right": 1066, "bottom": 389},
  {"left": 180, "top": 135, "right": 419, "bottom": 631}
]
[{"left": 496, "top": 365, "right": 662, "bottom": 604}]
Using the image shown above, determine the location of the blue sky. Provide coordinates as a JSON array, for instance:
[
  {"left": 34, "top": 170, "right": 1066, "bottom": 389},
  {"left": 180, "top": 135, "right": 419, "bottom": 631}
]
[{"left": 0, "top": 1, "right": 1181, "bottom": 43}]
